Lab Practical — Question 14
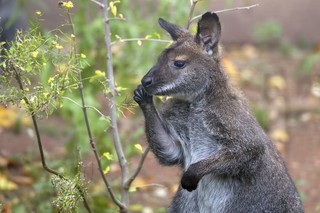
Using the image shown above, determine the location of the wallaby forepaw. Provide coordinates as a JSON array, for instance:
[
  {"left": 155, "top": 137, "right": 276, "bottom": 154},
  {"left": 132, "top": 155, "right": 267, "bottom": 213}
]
[
  {"left": 181, "top": 172, "right": 200, "bottom": 192},
  {"left": 133, "top": 85, "right": 153, "bottom": 106}
]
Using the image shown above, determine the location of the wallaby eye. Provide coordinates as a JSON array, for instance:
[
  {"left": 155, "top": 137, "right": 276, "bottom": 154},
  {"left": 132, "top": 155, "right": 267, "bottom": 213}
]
[{"left": 173, "top": 60, "right": 187, "bottom": 69}]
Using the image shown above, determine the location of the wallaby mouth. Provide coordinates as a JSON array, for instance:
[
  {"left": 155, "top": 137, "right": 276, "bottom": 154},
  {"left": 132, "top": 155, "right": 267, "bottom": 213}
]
[{"left": 141, "top": 75, "right": 169, "bottom": 96}]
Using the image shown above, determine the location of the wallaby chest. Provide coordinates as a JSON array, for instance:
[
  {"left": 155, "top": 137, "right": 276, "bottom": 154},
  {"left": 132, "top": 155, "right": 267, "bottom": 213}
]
[{"left": 161, "top": 99, "right": 220, "bottom": 169}]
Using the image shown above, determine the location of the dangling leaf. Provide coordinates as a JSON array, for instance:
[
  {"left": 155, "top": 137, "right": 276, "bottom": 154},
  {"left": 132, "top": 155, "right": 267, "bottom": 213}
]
[
  {"left": 134, "top": 144, "right": 143, "bottom": 153},
  {"left": 109, "top": 2, "right": 117, "bottom": 16},
  {"left": 103, "top": 166, "right": 110, "bottom": 174}
]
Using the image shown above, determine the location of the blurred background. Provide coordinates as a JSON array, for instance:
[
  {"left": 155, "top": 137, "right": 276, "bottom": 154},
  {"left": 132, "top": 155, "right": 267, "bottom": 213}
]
[{"left": 0, "top": 0, "right": 319, "bottom": 212}]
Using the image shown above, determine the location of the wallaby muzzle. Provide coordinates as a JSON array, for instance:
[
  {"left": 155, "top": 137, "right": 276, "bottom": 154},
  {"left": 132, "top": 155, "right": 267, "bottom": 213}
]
[{"left": 141, "top": 66, "right": 158, "bottom": 89}]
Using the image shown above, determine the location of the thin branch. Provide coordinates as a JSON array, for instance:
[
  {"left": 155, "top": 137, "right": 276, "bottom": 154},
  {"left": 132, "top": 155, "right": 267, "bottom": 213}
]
[
  {"left": 186, "top": 0, "right": 199, "bottom": 29},
  {"left": 124, "top": 147, "right": 150, "bottom": 189},
  {"left": 111, "top": 38, "right": 171, "bottom": 46},
  {"left": 215, "top": 3, "right": 259, "bottom": 13},
  {"left": 62, "top": 96, "right": 108, "bottom": 119},
  {"left": 189, "top": 4, "right": 260, "bottom": 24},
  {"left": 89, "top": 0, "right": 105, "bottom": 8},
  {"left": 131, "top": 183, "right": 167, "bottom": 190},
  {"left": 102, "top": 0, "right": 129, "bottom": 211},
  {"left": 107, "top": 17, "right": 126, "bottom": 22},
  {"left": 66, "top": 10, "right": 125, "bottom": 210}
]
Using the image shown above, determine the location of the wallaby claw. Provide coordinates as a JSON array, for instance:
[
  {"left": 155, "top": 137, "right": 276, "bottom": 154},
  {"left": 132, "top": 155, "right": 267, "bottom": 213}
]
[{"left": 133, "top": 85, "right": 153, "bottom": 106}]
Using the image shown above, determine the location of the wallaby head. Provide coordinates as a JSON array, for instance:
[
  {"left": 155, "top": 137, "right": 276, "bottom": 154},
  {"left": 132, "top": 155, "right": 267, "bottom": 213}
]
[{"left": 141, "top": 12, "right": 223, "bottom": 100}]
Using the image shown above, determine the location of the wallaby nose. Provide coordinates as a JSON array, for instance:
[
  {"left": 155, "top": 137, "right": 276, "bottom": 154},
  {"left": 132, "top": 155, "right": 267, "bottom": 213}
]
[{"left": 141, "top": 76, "right": 153, "bottom": 87}]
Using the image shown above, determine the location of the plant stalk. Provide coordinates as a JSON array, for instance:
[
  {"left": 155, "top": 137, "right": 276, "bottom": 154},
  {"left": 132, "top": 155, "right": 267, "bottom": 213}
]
[
  {"left": 101, "top": 0, "right": 129, "bottom": 211},
  {"left": 66, "top": 9, "right": 126, "bottom": 210}
]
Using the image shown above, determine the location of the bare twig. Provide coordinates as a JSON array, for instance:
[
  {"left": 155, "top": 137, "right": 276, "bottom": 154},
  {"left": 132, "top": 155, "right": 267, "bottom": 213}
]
[
  {"left": 124, "top": 147, "right": 150, "bottom": 189},
  {"left": 89, "top": 0, "right": 105, "bottom": 8},
  {"left": 132, "top": 183, "right": 167, "bottom": 190},
  {"left": 189, "top": 4, "right": 259, "bottom": 25},
  {"left": 62, "top": 96, "right": 108, "bottom": 119},
  {"left": 186, "top": 0, "right": 199, "bottom": 29},
  {"left": 66, "top": 10, "right": 124, "bottom": 210},
  {"left": 107, "top": 17, "right": 126, "bottom": 22},
  {"left": 101, "top": 0, "right": 129, "bottom": 211},
  {"left": 111, "top": 38, "right": 171, "bottom": 46},
  {"left": 215, "top": 3, "right": 259, "bottom": 13}
]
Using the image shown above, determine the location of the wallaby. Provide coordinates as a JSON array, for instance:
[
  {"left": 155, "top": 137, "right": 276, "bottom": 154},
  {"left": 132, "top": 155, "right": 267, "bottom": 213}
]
[{"left": 133, "top": 12, "right": 304, "bottom": 213}]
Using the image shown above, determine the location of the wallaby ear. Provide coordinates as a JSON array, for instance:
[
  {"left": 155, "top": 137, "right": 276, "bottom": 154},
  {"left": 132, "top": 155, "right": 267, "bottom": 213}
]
[
  {"left": 158, "top": 18, "right": 186, "bottom": 41},
  {"left": 195, "top": 12, "right": 221, "bottom": 56}
]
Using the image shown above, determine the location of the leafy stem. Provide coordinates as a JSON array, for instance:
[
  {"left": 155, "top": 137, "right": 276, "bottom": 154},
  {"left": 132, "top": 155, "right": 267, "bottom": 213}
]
[
  {"left": 65, "top": 7, "right": 124, "bottom": 211},
  {"left": 11, "top": 62, "right": 92, "bottom": 213}
]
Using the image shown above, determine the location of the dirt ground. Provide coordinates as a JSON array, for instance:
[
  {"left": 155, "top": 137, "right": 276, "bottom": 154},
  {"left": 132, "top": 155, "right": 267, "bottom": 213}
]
[{"left": 0, "top": 46, "right": 319, "bottom": 212}]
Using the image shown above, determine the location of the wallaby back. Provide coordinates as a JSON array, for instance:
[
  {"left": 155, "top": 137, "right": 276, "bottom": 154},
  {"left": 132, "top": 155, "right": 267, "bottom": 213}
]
[{"left": 134, "top": 12, "right": 303, "bottom": 213}]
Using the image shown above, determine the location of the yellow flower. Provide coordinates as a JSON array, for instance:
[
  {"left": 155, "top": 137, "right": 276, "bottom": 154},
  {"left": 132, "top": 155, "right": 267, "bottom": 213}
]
[
  {"left": 221, "top": 58, "right": 240, "bottom": 84},
  {"left": 48, "top": 77, "right": 54, "bottom": 84},
  {"left": 63, "top": 1, "right": 74, "bottom": 8},
  {"left": 0, "top": 175, "right": 18, "bottom": 190},
  {"left": 271, "top": 129, "right": 289, "bottom": 143},
  {"left": 102, "top": 152, "right": 114, "bottom": 160},
  {"left": 268, "top": 75, "right": 286, "bottom": 90},
  {"left": 55, "top": 44, "right": 63, "bottom": 49},
  {"left": 35, "top": 11, "right": 42, "bottom": 16},
  {"left": 80, "top": 53, "right": 86, "bottom": 58},
  {"left": 71, "top": 34, "right": 75, "bottom": 38},
  {"left": 20, "top": 99, "right": 26, "bottom": 105},
  {"left": 0, "top": 106, "right": 16, "bottom": 128},
  {"left": 31, "top": 51, "right": 39, "bottom": 58},
  {"left": 56, "top": 64, "right": 67, "bottom": 74},
  {"left": 95, "top": 70, "right": 105, "bottom": 77}
]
